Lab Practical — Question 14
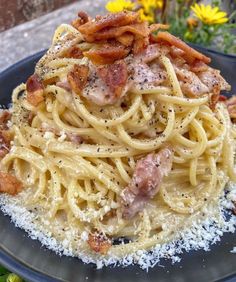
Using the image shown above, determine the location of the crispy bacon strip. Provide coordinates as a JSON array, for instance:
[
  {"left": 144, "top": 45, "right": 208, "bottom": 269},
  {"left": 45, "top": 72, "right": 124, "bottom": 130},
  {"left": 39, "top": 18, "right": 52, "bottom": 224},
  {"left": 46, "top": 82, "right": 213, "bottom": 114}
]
[
  {"left": 121, "top": 147, "right": 173, "bottom": 219},
  {"left": 198, "top": 67, "right": 230, "bottom": 92},
  {"left": 84, "top": 44, "right": 130, "bottom": 65},
  {"left": 0, "top": 172, "right": 23, "bottom": 195},
  {"left": 97, "top": 60, "right": 128, "bottom": 102},
  {"left": 174, "top": 66, "right": 209, "bottom": 97},
  {"left": 149, "top": 23, "right": 169, "bottom": 33},
  {"left": 82, "top": 23, "right": 149, "bottom": 43},
  {"left": 0, "top": 110, "right": 11, "bottom": 130},
  {"left": 209, "top": 83, "right": 221, "bottom": 110},
  {"left": 77, "top": 11, "right": 89, "bottom": 23},
  {"left": 0, "top": 130, "right": 12, "bottom": 158},
  {"left": 116, "top": 33, "right": 134, "bottom": 47},
  {"left": 71, "top": 11, "right": 89, "bottom": 29},
  {"left": 28, "top": 112, "right": 35, "bottom": 125},
  {"left": 190, "top": 61, "right": 208, "bottom": 73},
  {"left": 67, "top": 64, "right": 89, "bottom": 94},
  {"left": 154, "top": 32, "right": 211, "bottom": 64},
  {"left": 0, "top": 111, "right": 11, "bottom": 127},
  {"left": 62, "top": 46, "right": 83, "bottom": 59},
  {"left": 56, "top": 80, "right": 71, "bottom": 92},
  {"left": 87, "top": 233, "right": 111, "bottom": 255},
  {"left": 133, "top": 37, "right": 148, "bottom": 54},
  {"left": 0, "top": 110, "right": 12, "bottom": 158},
  {"left": 78, "top": 11, "right": 138, "bottom": 35},
  {"left": 67, "top": 133, "right": 83, "bottom": 145},
  {"left": 224, "top": 96, "right": 236, "bottom": 120},
  {"left": 26, "top": 74, "right": 44, "bottom": 106}
]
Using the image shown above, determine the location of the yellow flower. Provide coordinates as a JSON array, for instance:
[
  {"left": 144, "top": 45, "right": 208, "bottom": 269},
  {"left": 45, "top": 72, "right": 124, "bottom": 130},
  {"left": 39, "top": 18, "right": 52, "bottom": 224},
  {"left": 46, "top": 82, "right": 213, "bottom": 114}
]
[
  {"left": 139, "top": 8, "right": 155, "bottom": 23},
  {"left": 191, "top": 3, "right": 228, "bottom": 25},
  {"left": 139, "top": 0, "right": 163, "bottom": 13},
  {"left": 138, "top": 0, "right": 163, "bottom": 23},
  {"left": 6, "top": 273, "right": 23, "bottom": 282},
  {"left": 106, "top": 0, "right": 135, "bottom": 13}
]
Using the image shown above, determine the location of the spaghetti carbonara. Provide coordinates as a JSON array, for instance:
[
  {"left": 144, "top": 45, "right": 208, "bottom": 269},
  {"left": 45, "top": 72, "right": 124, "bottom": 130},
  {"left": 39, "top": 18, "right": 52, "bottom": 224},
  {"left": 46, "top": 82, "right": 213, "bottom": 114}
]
[{"left": 0, "top": 11, "right": 236, "bottom": 262}]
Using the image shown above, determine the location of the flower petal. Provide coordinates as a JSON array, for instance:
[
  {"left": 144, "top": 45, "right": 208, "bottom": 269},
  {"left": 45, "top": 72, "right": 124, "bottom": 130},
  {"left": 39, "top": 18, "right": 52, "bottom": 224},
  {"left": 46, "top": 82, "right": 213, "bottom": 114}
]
[{"left": 190, "top": 3, "right": 228, "bottom": 25}]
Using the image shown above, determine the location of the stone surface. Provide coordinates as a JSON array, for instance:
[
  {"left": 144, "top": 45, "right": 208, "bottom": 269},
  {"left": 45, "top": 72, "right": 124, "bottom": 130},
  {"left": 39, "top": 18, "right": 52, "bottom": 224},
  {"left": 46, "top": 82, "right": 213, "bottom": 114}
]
[
  {"left": 0, "top": 0, "right": 77, "bottom": 32},
  {"left": 0, "top": 0, "right": 107, "bottom": 72}
]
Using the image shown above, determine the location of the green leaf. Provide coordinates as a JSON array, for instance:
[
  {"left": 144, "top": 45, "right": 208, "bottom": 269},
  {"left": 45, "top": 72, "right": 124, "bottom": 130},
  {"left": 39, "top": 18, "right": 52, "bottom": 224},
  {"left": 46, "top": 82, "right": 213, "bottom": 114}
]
[
  {"left": 0, "top": 274, "right": 9, "bottom": 282},
  {"left": 0, "top": 266, "right": 10, "bottom": 276}
]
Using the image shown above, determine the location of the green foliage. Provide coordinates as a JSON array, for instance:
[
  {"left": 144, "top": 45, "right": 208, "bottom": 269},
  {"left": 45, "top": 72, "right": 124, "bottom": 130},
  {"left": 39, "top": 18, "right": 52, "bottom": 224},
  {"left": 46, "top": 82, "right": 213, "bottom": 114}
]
[
  {"left": 0, "top": 267, "right": 23, "bottom": 282},
  {"left": 162, "top": 0, "right": 236, "bottom": 54}
]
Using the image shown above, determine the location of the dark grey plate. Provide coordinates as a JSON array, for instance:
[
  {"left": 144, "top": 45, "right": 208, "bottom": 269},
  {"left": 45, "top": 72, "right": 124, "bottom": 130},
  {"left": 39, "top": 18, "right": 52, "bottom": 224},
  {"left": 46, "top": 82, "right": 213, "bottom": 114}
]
[{"left": 0, "top": 51, "right": 236, "bottom": 282}]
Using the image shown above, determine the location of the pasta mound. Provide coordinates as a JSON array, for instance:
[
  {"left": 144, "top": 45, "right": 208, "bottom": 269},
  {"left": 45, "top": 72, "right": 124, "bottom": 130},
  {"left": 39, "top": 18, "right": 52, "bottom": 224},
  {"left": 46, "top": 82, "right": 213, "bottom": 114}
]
[{"left": 0, "top": 11, "right": 235, "bottom": 262}]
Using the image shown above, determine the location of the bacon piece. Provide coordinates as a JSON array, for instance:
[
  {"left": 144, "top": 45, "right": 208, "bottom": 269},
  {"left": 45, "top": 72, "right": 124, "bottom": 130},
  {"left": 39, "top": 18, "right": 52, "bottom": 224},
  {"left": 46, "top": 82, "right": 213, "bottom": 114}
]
[
  {"left": 121, "top": 147, "right": 173, "bottom": 219},
  {"left": 0, "top": 111, "right": 12, "bottom": 158},
  {"left": 28, "top": 112, "right": 35, "bottom": 125},
  {"left": 62, "top": 46, "right": 83, "bottom": 59},
  {"left": 0, "top": 110, "right": 11, "bottom": 130},
  {"left": 67, "top": 64, "right": 89, "bottom": 94},
  {"left": 78, "top": 11, "right": 138, "bottom": 35},
  {"left": 190, "top": 61, "right": 208, "bottom": 73},
  {"left": 77, "top": 11, "right": 89, "bottom": 24},
  {"left": 67, "top": 133, "right": 83, "bottom": 144},
  {"left": 97, "top": 60, "right": 128, "bottom": 103},
  {"left": 169, "top": 46, "right": 185, "bottom": 58},
  {"left": 149, "top": 23, "right": 169, "bottom": 33},
  {"left": 56, "top": 80, "right": 71, "bottom": 92},
  {"left": 224, "top": 96, "right": 236, "bottom": 120},
  {"left": 131, "top": 62, "right": 167, "bottom": 92},
  {"left": 87, "top": 233, "right": 111, "bottom": 255},
  {"left": 26, "top": 74, "right": 44, "bottom": 106},
  {"left": 0, "top": 172, "right": 23, "bottom": 195},
  {"left": 219, "top": 95, "right": 227, "bottom": 102},
  {"left": 82, "top": 23, "right": 149, "bottom": 43},
  {"left": 209, "top": 83, "right": 221, "bottom": 110},
  {"left": 84, "top": 44, "right": 130, "bottom": 65},
  {"left": 198, "top": 67, "right": 231, "bottom": 92},
  {"left": 43, "top": 77, "right": 59, "bottom": 87},
  {"left": 136, "top": 44, "right": 163, "bottom": 63},
  {"left": 0, "top": 130, "right": 11, "bottom": 158},
  {"left": 117, "top": 33, "right": 134, "bottom": 47},
  {"left": 196, "top": 67, "right": 230, "bottom": 109},
  {"left": 133, "top": 35, "right": 149, "bottom": 55},
  {"left": 154, "top": 32, "right": 211, "bottom": 64},
  {"left": 71, "top": 11, "right": 89, "bottom": 29},
  {"left": 174, "top": 66, "right": 209, "bottom": 97}
]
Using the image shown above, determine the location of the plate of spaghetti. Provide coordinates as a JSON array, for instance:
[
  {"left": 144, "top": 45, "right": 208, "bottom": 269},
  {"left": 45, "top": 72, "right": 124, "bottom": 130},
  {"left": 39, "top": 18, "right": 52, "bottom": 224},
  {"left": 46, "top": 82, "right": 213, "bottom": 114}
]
[{"left": 0, "top": 10, "right": 236, "bottom": 282}]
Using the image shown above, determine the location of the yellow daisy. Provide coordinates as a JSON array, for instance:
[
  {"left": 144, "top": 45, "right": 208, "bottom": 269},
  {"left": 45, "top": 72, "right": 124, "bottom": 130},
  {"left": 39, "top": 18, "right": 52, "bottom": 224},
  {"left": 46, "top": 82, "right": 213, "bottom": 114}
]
[
  {"left": 139, "top": 8, "right": 155, "bottom": 23},
  {"left": 191, "top": 3, "right": 228, "bottom": 25},
  {"left": 105, "top": 0, "right": 135, "bottom": 13},
  {"left": 139, "top": 0, "right": 163, "bottom": 13}
]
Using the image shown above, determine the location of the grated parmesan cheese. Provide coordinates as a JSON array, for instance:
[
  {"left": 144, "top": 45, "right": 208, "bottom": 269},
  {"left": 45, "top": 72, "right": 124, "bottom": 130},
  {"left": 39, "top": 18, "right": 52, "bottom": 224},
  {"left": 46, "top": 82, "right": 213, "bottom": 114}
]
[
  {"left": 0, "top": 182, "right": 236, "bottom": 270},
  {"left": 43, "top": 131, "right": 55, "bottom": 139},
  {"left": 58, "top": 131, "right": 67, "bottom": 142},
  {"left": 81, "top": 231, "right": 89, "bottom": 241},
  {"left": 230, "top": 247, "right": 236, "bottom": 253}
]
